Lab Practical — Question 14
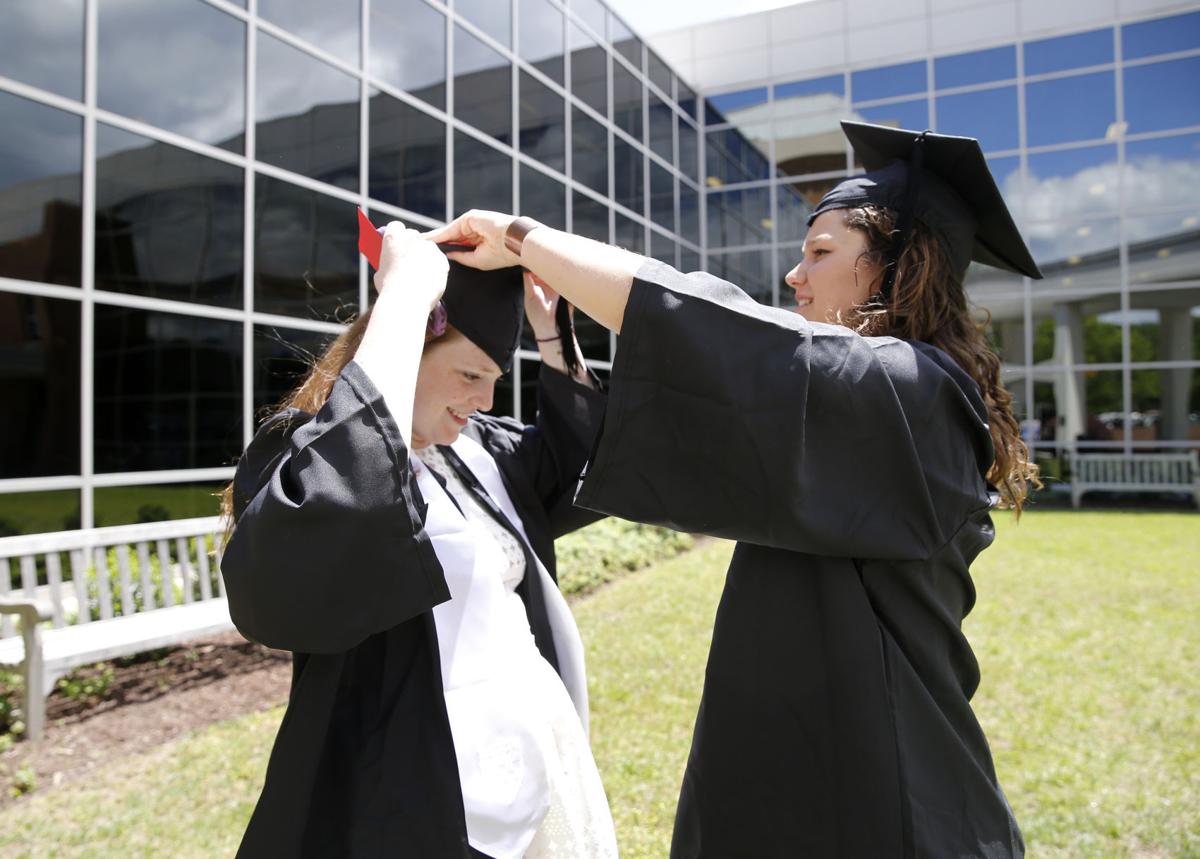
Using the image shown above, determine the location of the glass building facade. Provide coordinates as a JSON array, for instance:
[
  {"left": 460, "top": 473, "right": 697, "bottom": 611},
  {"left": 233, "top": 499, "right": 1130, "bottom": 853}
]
[
  {"left": 701, "top": 8, "right": 1200, "bottom": 487},
  {"left": 0, "top": 0, "right": 702, "bottom": 535}
]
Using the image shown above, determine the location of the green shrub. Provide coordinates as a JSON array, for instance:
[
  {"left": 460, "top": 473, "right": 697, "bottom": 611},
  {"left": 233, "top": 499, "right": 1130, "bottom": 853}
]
[
  {"left": 556, "top": 519, "right": 694, "bottom": 598},
  {"left": 0, "top": 668, "right": 21, "bottom": 736}
]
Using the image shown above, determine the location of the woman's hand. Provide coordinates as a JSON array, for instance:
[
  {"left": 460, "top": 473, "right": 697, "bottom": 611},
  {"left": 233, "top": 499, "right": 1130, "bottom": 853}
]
[
  {"left": 523, "top": 272, "right": 561, "bottom": 341},
  {"left": 423, "top": 210, "right": 520, "bottom": 270},
  {"left": 375, "top": 221, "right": 449, "bottom": 312}
]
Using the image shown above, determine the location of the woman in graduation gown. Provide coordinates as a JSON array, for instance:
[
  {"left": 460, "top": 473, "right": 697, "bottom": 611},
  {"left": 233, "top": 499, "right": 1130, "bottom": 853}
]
[
  {"left": 427, "top": 122, "right": 1042, "bottom": 858},
  {"left": 220, "top": 224, "right": 618, "bottom": 858}
]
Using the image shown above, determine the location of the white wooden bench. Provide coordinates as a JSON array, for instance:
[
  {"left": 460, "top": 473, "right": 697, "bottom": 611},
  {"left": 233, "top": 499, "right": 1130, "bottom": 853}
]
[
  {"left": 1070, "top": 451, "right": 1200, "bottom": 509},
  {"left": 0, "top": 516, "right": 231, "bottom": 740}
]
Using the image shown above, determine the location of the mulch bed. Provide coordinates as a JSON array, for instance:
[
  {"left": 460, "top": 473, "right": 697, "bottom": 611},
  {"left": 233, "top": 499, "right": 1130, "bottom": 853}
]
[{"left": 0, "top": 632, "right": 292, "bottom": 805}]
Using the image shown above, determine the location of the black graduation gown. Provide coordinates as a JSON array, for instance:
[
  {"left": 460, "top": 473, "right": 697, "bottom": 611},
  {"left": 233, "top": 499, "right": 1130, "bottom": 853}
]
[
  {"left": 574, "top": 261, "right": 1024, "bottom": 859},
  {"left": 222, "top": 361, "right": 605, "bottom": 858}
]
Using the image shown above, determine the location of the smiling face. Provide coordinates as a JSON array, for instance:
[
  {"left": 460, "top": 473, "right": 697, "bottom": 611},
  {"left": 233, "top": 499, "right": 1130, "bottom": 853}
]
[
  {"left": 411, "top": 330, "right": 503, "bottom": 449},
  {"left": 783, "top": 209, "right": 882, "bottom": 324}
]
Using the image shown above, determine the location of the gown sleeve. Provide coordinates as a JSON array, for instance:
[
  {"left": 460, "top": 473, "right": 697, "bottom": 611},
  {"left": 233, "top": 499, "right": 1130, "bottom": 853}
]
[
  {"left": 221, "top": 361, "right": 449, "bottom": 654},
  {"left": 471, "top": 364, "right": 608, "bottom": 540},
  {"left": 572, "top": 259, "right": 996, "bottom": 562}
]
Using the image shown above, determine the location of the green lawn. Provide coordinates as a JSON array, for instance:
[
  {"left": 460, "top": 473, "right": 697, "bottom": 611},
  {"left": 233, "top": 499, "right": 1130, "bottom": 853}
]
[{"left": 0, "top": 511, "right": 1196, "bottom": 857}]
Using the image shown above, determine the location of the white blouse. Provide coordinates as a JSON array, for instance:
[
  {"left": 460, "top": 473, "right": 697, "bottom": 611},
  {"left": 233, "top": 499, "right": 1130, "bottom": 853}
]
[{"left": 413, "top": 437, "right": 618, "bottom": 859}]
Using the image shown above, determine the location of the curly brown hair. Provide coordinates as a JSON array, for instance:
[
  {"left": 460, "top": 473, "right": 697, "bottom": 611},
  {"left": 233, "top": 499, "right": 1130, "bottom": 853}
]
[{"left": 839, "top": 206, "right": 1040, "bottom": 513}]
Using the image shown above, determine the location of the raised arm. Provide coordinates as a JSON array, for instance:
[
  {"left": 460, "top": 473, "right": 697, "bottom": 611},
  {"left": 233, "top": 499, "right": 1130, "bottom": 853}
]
[{"left": 425, "top": 210, "right": 642, "bottom": 334}]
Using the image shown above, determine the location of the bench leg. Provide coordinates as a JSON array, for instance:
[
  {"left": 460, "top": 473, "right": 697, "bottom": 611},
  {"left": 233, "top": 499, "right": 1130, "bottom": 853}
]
[
  {"left": 21, "top": 623, "right": 46, "bottom": 741},
  {"left": 1071, "top": 488, "right": 1083, "bottom": 509}
]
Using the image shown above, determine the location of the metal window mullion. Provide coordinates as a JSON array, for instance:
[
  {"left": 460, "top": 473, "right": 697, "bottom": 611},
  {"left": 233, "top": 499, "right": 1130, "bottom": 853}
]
[
  {"left": 91, "top": 467, "right": 237, "bottom": 489},
  {"left": 80, "top": 0, "right": 98, "bottom": 530},
  {"left": 1013, "top": 5, "right": 1035, "bottom": 436},
  {"left": 0, "top": 476, "right": 86, "bottom": 495},
  {"left": 243, "top": 0, "right": 258, "bottom": 449},
  {"left": 0, "top": 74, "right": 87, "bottom": 115},
  {"left": 0, "top": 278, "right": 85, "bottom": 302},
  {"left": 1114, "top": 22, "right": 1134, "bottom": 457},
  {"left": 445, "top": 7, "right": 455, "bottom": 221},
  {"left": 359, "top": 0, "right": 371, "bottom": 316}
]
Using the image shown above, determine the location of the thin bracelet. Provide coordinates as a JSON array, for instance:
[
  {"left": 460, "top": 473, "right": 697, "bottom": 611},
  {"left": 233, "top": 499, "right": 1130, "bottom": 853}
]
[{"left": 535, "top": 335, "right": 560, "bottom": 342}]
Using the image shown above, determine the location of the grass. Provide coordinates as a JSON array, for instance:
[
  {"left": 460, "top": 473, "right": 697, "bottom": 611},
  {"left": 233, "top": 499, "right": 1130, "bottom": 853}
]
[{"left": 0, "top": 511, "right": 1197, "bottom": 857}]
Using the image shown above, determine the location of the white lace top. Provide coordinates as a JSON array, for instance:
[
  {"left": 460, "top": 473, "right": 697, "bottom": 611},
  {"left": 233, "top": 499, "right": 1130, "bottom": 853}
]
[{"left": 414, "top": 445, "right": 619, "bottom": 859}]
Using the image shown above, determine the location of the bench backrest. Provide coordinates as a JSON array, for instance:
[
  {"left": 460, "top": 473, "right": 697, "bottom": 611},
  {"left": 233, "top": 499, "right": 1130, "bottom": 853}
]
[
  {"left": 0, "top": 516, "right": 225, "bottom": 640},
  {"left": 1072, "top": 452, "right": 1200, "bottom": 486}
]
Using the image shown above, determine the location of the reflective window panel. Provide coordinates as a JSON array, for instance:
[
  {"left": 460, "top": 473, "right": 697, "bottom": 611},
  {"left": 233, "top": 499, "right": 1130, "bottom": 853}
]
[
  {"left": 1025, "top": 72, "right": 1115, "bottom": 148},
  {"left": 934, "top": 45, "right": 1016, "bottom": 90},
  {"left": 0, "top": 92, "right": 82, "bottom": 287},
  {"left": 979, "top": 289, "right": 1027, "bottom": 366},
  {"left": 857, "top": 98, "right": 929, "bottom": 136},
  {"left": 368, "top": 90, "right": 447, "bottom": 221},
  {"left": 678, "top": 116, "right": 699, "bottom": 182},
  {"left": 94, "top": 124, "right": 243, "bottom": 308},
  {"left": 0, "top": 491, "right": 81, "bottom": 537},
  {"left": 648, "top": 93, "right": 674, "bottom": 164},
  {"left": 611, "top": 15, "right": 642, "bottom": 71},
  {"left": 613, "top": 138, "right": 644, "bottom": 215},
  {"left": 1122, "top": 290, "right": 1200, "bottom": 362},
  {"left": 650, "top": 162, "right": 674, "bottom": 233},
  {"left": 253, "top": 323, "right": 339, "bottom": 416},
  {"left": 1126, "top": 212, "right": 1200, "bottom": 287},
  {"left": 707, "top": 186, "right": 772, "bottom": 249},
  {"left": 648, "top": 50, "right": 672, "bottom": 97},
  {"left": 520, "top": 0, "right": 565, "bottom": 85},
  {"left": 454, "top": 132, "right": 513, "bottom": 214},
  {"left": 1030, "top": 288, "right": 1125, "bottom": 366},
  {"left": 569, "top": 24, "right": 608, "bottom": 118},
  {"left": 571, "top": 0, "right": 607, "bottom": 39},
  {"left": 614, "top": 212, "right": 644, "bottom": 254},
  {"left": 1125, "top": 134, "right": 1200, "bottom": 213},
  {"left": 0, "top": 294, "right": 80, "bottom": 478},
  {"left": 775, "top": 109, "right": 845, "bottom": 178},
  {"left": 371, "top": 0, "right": 447, "bottom": 110},
  {"left": 678, "top": 81, "right": 698, "bottom": 120},
  {"left": 851, "top": 61, "right": 926, "bottom": 103},
  {"left": 681, "top": 248, "right": 700, "bottom": 273},
  {"left": 1023, "top": 28, "right": 1112, "bottom": 76},
  {"left": 777, "top": 177, "right": 838, "bottom": 243},
  {"left": 613, "top": 61, "right": 644, "bottom": 142},
  {"left": 94, "top": 482, "right": 225, "bottom": 527},
  {"left": 258, "top": 0, "right": 360, "bottom": 67},
  {"left": 775, "top": 74, "right": 844, "bottom": 109},
  {"left": 571, "top": 191, "right": 609, "bottom": 242},
  {"left": 455, "top": 25, "right": 513, "bottom": 144},
  {"left": 255, "top": 176, "right": 359, "bottom": 320},
  {"left": 519, "top": 71, "right": 566, "bottom": 173},
  {"left": 1130, "top": 368, "right": 1199, "bottom": 443},
  {"left": 1026, "top": 217, "right": 1120, "bottom": 291},
  {"left": 1124, "top": 57, "right": 1200, "bottom": 135},
  {"left": 0, "top": 0, "right": 84, "bottom": 100},
  {"left": 705, "top": 87, "right": 768, "bottom": 128},
  {"left": 93, "top": 306, "right": 242, "bottom": 473},
  {"left": 936, "top": 86, "right": 1018, "bottom": 152},
  {"left": 257, "top": 32, "right": 359, "bottom": 190},
  {"left": 571, "top": 107, "right": 609, "bottom": 196},
  {"left": 1122, "top": 10, "right": 1200, "bottom": 61},
  {"left": 1030, "top": 369, "right": 1124, "bottom": 447},
  {"left": 708, "top": 248, "right": 772, "bottom": 303},
  {"left": 519, "top": 165, "right": 566, "bottom": 230},
  {"left": 457, "top": 0, "right": 511, "bottom": 48},
  {"left": 650, "top": 229, "right": 675, "bottom": 266},
  {"left": 679, "top": 184, "right": 700, "bottom": 246},
  {"left": 98, "top": 0, "right": 245, "bottom": 152},
  {"left": 706, "top": 127, "right": 771, "bottom": 186},
  {"left": 1025, "top": 145, "right": 1118, "bottom": 221}
]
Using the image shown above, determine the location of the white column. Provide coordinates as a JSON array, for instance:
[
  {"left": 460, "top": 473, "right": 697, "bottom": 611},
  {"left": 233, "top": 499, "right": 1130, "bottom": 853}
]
[
  {"left": 1051, "top": 302, "right": 1087, "bottom": 450},
  {"left": 1159, "top": 306, "right": 1192, "bottom": 443}
]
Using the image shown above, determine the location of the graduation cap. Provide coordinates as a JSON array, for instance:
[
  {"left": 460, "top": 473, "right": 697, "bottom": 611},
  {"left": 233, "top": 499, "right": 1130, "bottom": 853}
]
[
  {"left": 809, "top": 121, "right": 1042, "bottom": 299},
  {"left": 357, "top": 209, "right": 524, "bottom": 372}
]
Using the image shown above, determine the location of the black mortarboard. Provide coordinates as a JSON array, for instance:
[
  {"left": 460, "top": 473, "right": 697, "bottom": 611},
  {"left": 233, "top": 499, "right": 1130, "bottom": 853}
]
[
  {"left": 809, "top": 121, "right": 1042, "bottom": 297},
  {"left": 440, "top": 259, "right": 524, "bottom": 373}
]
